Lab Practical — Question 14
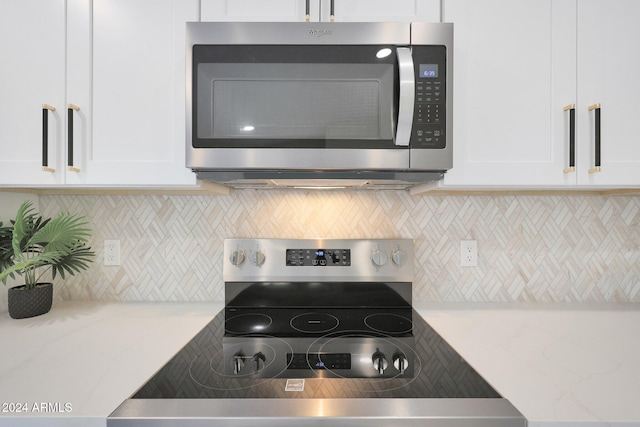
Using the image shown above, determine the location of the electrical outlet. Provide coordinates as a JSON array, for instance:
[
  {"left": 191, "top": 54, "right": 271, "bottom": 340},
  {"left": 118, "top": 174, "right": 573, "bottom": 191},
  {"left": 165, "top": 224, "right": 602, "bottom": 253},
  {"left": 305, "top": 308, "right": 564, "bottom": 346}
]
[
  {"left": 460, "top": 240, "right": 477, "bottom": 267},
  {"left": 104, "top": 239, "right": 121, "bottom": 266}
]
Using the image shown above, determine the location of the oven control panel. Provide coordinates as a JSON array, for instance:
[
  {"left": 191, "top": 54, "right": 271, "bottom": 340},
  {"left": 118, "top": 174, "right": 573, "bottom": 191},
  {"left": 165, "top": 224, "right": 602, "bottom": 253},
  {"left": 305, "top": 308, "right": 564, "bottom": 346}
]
[
  {"left": 223, "top": 337, "right": 414, "bottom": 379},
  {"left": 287, "top": 353, "right": 351, "bottom": 370},
  {"left": 224, "top": 238, "right": 413, "bottom": 283},
  {"left": 286, "top": 248, "right": 351, "bottom": 266}
]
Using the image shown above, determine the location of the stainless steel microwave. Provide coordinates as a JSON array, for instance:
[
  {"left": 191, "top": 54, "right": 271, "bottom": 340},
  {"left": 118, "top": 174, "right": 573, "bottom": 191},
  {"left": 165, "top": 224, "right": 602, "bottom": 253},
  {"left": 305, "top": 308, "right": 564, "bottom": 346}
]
[{"left": 186, "top": 22, "right": 453, "bottom": 190}]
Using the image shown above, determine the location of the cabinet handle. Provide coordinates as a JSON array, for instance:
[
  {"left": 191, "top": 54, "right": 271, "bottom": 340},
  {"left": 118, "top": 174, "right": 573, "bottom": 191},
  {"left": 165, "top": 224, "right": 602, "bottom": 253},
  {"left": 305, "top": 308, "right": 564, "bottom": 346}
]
[
  {"left": 305, "top": 0, "right": 310, "bottom": 22},
  {"left": 42, "top": 104, "right": 56, "bottom": 173},
  {"left": 563, "top": 104, "right": 576, "bottom": 173},
  {"left": 588, "top": 103, "right": 601, "bottom": 173},
  {"left": 67, "top": 104, "right": 81, "bottom": 172},
  {"left": 330, "top": 0, "right": 335, "bottom": 22}
]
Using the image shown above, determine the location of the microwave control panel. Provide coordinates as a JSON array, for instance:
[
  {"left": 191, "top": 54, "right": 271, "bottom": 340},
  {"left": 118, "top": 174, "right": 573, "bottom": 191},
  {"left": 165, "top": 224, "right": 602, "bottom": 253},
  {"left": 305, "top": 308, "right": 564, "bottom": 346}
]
[{"left": 412, "top": 45, "right": 447, "bottom": 149}]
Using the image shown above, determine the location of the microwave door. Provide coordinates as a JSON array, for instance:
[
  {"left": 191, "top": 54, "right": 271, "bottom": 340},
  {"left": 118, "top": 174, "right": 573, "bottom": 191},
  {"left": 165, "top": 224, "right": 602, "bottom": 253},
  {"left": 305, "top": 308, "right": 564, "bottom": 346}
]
[
  {"left": 188, "top": 43, "right": 411, "bottom": 172},
  {"left": 395, "top": 47, "right": 415, "bottom": 147},
  {"left": 191, "top": 45, "right": 398, "bottom": 150}
]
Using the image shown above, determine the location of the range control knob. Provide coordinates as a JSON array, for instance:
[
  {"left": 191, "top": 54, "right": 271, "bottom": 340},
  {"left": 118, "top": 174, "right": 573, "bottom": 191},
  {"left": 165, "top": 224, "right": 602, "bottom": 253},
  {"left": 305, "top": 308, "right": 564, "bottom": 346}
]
[
  {"left": 393, "top": 354, "right": 409, "bottom": 374},
  {"left": 232, "top": 354, "right": 245, "bottom": 375},
  {"left": 253, "top": 352, "right": 266, "bottom": 371},
  {"left": 392, "top": 249, "right": 407, "bottom": 266},
  {"left": 252, "top": 250, "right": 266, "bottom": 266},
  {"left": 372, "top": 351, "right": 388, "bottom": 375},
  {"left": 371, "top": 249, "right": 388, "bottom": 267},
  {"left": 230, "top": 250, "right": 246, "bottom": 266}
]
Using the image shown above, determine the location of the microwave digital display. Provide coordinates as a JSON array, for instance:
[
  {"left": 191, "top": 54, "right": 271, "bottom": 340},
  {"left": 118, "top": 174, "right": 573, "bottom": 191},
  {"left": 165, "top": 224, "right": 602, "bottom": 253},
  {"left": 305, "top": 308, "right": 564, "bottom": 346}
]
[{"left": 419, "top": 64, "right": 438, "bottom": 78}]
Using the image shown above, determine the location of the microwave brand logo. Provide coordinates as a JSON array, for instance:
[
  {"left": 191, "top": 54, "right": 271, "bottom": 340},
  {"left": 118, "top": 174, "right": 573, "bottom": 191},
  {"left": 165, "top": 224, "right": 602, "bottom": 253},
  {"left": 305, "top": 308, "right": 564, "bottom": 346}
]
[{"left": 308, "top": 28, "right": 332, "bottom": 38}]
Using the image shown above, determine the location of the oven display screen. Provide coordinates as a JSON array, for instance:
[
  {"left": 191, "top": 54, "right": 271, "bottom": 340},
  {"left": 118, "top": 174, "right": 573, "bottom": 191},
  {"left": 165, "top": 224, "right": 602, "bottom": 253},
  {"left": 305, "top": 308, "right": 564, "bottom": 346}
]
[
  {"left": 286, "top": 248, "right": 351, "bottom": 266},
  {"left": 287, "top": 353, "right": 351, "bottom": 370}
]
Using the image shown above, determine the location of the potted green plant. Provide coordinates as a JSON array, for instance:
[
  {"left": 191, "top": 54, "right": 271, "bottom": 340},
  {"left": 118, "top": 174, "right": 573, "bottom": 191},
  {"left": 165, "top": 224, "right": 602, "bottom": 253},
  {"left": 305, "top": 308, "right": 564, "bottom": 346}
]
[{"left": 0, "top": 201, "right": 95, "bottom": 319}]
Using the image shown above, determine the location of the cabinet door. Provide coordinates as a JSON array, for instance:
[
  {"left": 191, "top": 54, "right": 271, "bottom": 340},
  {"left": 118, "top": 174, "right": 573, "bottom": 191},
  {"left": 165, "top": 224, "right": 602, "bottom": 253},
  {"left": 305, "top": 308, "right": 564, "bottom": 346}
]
[
  {"left": 576, "top": 0, "right": 640, "bottom": 186},
  {"left": 0, "top": 0, "right": 66, "bottom": 186},
  {"left": 325, "top": 0, "right": 439, "bottom": 22},
  {"left": 441, "top": 0, "right": 576, "bottom": 187},
  {"left": 78, "top": 0, "right": 198, "bottom": 186},
  {"left": 202, "top": 0, "right": 318, "bottom": 21}
]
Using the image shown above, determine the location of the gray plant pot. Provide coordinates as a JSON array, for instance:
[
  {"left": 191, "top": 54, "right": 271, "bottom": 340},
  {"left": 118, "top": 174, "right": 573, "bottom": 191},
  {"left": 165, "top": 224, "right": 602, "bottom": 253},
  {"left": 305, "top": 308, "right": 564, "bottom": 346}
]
[{"left": 8, "top": 282, "right": 53, "bottom": 319}]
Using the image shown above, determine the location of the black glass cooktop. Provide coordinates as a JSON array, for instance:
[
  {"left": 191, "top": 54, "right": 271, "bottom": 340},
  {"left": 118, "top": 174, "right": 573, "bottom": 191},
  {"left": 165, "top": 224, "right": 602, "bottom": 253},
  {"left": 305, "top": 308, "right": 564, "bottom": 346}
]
[{"left": 132, "top": 309, "right": 500, "bottom": 399}]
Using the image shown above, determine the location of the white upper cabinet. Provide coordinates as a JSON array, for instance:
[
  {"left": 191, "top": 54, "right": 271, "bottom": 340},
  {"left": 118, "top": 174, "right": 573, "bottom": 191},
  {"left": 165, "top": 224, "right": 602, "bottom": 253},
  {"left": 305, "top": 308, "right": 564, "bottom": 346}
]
[
  {"left": 201, "top": 0, "right": 319, "bottom": 21},
  {"left": 575, "top": 0, "right": 640, "bottom": 186},
  {"left": 324, "top": 0, "right": 440, "bottom": 22},
  {"left": 441, "top": 0, "right": 573, "bottom": 187},
  {"left": 0, "top": 0, "right": 66, "bottom": 185},
  {"left": 76, "top": 0, "right": 198, "bottom": 186},
  {"left": 442, "top": 0, "right": 640, "bottom": 188},
  {"left": 0, "top": 0, "right": 198, "bottom": 188},
  {"left": 201, "top": 0, "right": 439, "bottom": 23}
]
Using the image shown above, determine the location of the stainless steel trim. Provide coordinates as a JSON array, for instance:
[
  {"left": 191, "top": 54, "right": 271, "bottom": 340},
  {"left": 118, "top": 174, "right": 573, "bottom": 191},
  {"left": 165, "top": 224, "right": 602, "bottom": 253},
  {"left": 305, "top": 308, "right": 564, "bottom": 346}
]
[
  {"left": 395, "top": 47, "right": 414, "bottom": 147},
  {"left": 108, "top": 398, "right": 526, "bottom": 427},
  {"left": 186, "top": 22, "right": 410, "bottom": 46},
  {"left": 188, "top": 148, "right": 409, "bottom": 170}
]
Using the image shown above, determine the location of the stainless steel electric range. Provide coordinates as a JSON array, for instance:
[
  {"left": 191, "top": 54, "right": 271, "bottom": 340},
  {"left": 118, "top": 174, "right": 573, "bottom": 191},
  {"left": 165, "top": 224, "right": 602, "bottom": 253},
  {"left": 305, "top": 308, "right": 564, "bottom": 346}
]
[{"left": 109, "top": 238, "right": 525, "bottom": 427}]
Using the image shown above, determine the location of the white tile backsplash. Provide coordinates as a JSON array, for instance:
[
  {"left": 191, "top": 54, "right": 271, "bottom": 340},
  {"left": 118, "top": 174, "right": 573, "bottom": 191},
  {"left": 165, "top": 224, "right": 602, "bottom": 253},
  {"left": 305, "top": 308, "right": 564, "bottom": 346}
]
[{"left": 25, "top": 192, "right": 640, "bottom": 304}]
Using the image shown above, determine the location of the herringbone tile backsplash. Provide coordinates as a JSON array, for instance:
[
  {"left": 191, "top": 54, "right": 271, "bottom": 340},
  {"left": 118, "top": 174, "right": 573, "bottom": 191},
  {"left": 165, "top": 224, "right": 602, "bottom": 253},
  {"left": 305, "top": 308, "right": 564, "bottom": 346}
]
[{"left": 32, "top": 192, "right": 640, "bottom": 303}]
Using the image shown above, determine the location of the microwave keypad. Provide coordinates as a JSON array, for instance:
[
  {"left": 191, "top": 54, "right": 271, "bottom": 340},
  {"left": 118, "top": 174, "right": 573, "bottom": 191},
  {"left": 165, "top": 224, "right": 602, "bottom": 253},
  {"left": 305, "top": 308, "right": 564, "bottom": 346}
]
[
  {"left": 417, "top": 82, "right": 443, "bottom": 105},
  {"left": 414, "top": 80, "right": 445, "bottom": 148}
]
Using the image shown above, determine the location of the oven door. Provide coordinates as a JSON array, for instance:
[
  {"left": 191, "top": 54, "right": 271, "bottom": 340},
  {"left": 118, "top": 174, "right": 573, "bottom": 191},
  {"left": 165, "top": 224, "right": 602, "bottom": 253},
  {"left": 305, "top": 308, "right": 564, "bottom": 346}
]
[{"left": 186, "top": 22, "right": 414, "bottom": 171}]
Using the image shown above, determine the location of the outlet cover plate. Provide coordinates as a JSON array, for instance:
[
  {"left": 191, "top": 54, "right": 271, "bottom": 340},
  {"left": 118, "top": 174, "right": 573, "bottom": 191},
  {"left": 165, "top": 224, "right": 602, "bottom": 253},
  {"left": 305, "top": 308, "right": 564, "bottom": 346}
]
[
  {"left": 104, "top": 239, "right": 121, "bottom": 266},
  {"left": 461, "top": 240, "right": 477, "bottom": 267}
]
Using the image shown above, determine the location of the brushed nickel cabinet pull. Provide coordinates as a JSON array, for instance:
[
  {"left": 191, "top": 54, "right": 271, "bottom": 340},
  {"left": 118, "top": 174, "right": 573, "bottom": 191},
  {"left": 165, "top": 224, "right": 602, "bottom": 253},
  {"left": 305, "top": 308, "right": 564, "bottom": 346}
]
[
  {"left": 42, "top": 104, "right": 56, "bottom": 172},
  {"left": 563, "top": 104, "right": 576, "bottom": 173},
  {"left": 67, "top": 104, "right": 81, "bottom": 172},
  {"left": 588, "top": 103, "right": 601, "bottom": 173}
]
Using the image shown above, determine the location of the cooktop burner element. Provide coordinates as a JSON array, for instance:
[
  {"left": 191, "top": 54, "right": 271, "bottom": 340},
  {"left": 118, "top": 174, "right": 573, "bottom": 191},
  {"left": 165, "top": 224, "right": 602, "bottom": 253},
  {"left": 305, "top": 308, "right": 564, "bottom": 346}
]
[
  {"left": 225, "top": 313, "right": 272, "bottom": 334},
  {"left": 364, "top": 313, "right": 413, "bottom": 334},
  {"left": 109, "top": 238, "right": 525, "bottom": 427},
  {"left": 290, "top": 312, "right": 339, "bottom": 333}
]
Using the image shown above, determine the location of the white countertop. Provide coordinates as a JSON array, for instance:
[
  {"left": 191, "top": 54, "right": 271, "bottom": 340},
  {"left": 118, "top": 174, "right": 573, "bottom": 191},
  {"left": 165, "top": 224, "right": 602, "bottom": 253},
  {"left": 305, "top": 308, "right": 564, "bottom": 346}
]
[
  {"left": 0, "top": 302, "right": 221, "bottom": 427},
  {"left": 416, "top": 303, "right": 640, "bottom": 427},
  {"left": 1, "top": 301, "right": 639, "bottom": 427}
]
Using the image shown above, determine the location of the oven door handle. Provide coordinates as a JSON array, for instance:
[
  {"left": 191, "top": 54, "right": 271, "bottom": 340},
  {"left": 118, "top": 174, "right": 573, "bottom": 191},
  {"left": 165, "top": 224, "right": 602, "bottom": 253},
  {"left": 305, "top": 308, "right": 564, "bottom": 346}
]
[{"left": 395, "top": 47, "right": 414, "bottom": 147}]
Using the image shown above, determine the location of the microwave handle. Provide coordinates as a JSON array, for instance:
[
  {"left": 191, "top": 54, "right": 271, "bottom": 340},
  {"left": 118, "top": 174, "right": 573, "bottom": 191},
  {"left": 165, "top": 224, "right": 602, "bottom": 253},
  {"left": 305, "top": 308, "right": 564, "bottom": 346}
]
[{"left": 395, "top": 47, "right": 415, "bottom": 147}]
